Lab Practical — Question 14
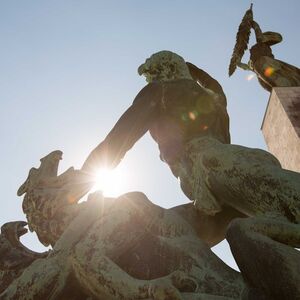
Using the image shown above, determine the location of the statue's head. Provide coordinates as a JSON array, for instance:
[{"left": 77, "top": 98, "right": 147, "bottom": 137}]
[
  {"left": 138, "top": 50, "right": 193, "bottom": 83},
  {"left": 17, "top": 150, "right": 62, "bottom": 196},
  {"left": 1, "top": 221, "right": 28, "bottom": 241},
  {"left": 39, "top": 150, "right": 62, "bottom": 175},
  {"left": 262, "top": 31, "right": 282, "bottom": 46}
]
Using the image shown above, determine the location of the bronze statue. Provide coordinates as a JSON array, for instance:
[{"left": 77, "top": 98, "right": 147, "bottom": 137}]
[
  {"left": 1, "top": 151, "right": 246, "bottom": 299},
  {"left": 1, "top": 24, "right": 300, "bottom": 299},
  {"left": 2, "top": 146, "right": 300, "bottom": 299},
  {"left": 81, "top": 50, "right": 300, "bottom": 222},
  {"left": 82, "top": 51, "right": 231, "bottom": 216},
  {"left": 0, "top": 221, "right": 47, "bottom": 294},
  {"left": 229, "top": 4, "right": 300, "bottom": 92},
  {"left": 80, "top": 50, "right": 300, "bottom": 299}
]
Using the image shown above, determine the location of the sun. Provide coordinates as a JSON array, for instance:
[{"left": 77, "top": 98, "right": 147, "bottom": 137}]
[{"left": 92, "top": 167, "right": 128, "bottom": 197}]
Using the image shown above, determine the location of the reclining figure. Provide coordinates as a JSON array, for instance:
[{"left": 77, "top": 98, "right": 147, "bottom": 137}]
[{"left": 1, "top": 150, "right": 245, "bottom": 300}]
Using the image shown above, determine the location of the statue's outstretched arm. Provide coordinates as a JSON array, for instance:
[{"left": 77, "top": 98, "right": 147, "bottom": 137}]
[
  {"left": 186, "top": 62, "right": 225, "bottom": 96},
  {"left": 251, "top": 20, "right": 264, "bottom": 43},
  {"left": 82, "top": 82, "right": 161, "bottom": 173},
  {"left": 186, "top": 62, "right": 227, "bottom": 107}
]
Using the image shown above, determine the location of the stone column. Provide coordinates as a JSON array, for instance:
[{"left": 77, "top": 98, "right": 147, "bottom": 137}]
[{"left": 261, "top": 87, "right": 300, "bottom": 172}]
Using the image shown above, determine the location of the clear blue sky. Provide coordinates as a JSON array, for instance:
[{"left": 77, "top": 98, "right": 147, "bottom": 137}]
[{"left": 0, "top": 1, "right": 299, "bottom": 269}]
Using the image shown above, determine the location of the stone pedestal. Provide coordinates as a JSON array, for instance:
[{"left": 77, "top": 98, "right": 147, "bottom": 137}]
[{"left": 261, "top": 87, "right": 300, "bottom": 173}]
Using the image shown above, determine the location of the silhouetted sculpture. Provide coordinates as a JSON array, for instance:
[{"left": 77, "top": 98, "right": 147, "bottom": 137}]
[
  {"left": 82, "top": 51, "right": 300, "bottom": 221},
  {"left": 0, "top": 221, "right": 47, "bottom": 294},
  {"left": 82, "top": 50, "right": 300, "bottom": 299},
  {"left": 1, "top": 151, "right": 245, "bottom": 299},
  {"left": 229, "top": 5, "right": 300, "bottom": 92},
  {"left": 82, "top": 51, "right": 231, "bottom": 215},
  {"left": 1, "top": 48, "right": 300, "bottom": 299}
]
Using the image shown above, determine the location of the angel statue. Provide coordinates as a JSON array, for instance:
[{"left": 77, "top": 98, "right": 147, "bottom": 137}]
[{"left": 229, "top": 4, "right": 300, "bottom": 92}]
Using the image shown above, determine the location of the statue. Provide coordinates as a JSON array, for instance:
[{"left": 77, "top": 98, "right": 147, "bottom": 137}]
[
  {"left": 229, "top": 4, "right": 300, "bottom": 92},
  {"left": 82, "top": 50, "right": 231, "bottom": 216},
  {"left": 2, "top": 150, "right": 300, "bottom": 299},
  {"left": 1, "top": 151, "right": 246, "bottom": 299},
  {"left": 1, "top": 49, "right": 300, "bottom": 299},
  {"left": 81, "top": 50, "right": 300, "bottom": 298},
  {"left": 81, "top": 50, "right": 300, "bottom": 221},
  {"left": 0, "top": 221, "right": 47, "bottom": 294}
]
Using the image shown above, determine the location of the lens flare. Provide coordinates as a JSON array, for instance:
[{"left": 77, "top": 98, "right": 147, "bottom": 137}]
[
  {"left": 246, "top": 74, "right": 255, "bottom": 81},
  {"left": 189, "top": 111, "right": 196, "bottom": 120},
  {"left": 264, "top": 67, "right": 275, "bottom": 77}
]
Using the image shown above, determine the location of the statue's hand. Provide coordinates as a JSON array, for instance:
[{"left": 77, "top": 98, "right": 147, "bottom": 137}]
[{"left": 237, "top": 62, "right": 251, "bottom": 71}]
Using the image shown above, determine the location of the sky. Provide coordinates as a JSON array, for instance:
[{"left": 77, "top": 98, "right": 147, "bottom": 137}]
[{"left": 0, "top": 0, "right": 299, "bottom": 270}]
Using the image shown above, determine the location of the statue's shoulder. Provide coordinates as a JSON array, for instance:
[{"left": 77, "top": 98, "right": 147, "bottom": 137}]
[
  {"left": 165, "top": 79, "right": 212, "bottom": 96},
  {"left": 133, "top": 81, "right": 163, "bottom": 104}
]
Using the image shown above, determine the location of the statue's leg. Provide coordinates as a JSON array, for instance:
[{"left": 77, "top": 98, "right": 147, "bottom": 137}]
[
  {"left": 70, "top": 192, "right": 197, "bottom": 300},
  {"left": 180, "top": 294, "right": 238, "bottom": 300},
  {"left": 72, "top": 253, "right": 197, "bottom": 300},
  {"left": 226, "top": 217, "right": 300, "bottom": 300},
  {"left": 0, "top": 255, "right": 72, "bottom": 300},
  {"left": 254, "top": 56, "right": 300, "bottom": 88},
  {"left": 197, "top": 141, "right": 300, "bottom": 222}
]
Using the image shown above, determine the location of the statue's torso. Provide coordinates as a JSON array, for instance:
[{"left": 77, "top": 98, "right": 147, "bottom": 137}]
[
  {"left": 250, "top": 42, "right": 274, "bottom": 63},
  {"left": 148, "top": 79, "right": 230, "bottom": 164}
]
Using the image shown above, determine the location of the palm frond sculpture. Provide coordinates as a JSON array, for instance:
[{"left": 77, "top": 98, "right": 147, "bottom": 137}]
[{"left": 228, "top": 4, "right": 253, "bottom": 76}]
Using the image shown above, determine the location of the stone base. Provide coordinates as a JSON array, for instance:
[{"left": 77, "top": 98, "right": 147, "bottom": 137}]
[{"left": 261, "top": 87, "right": 300, "bottom": 173}]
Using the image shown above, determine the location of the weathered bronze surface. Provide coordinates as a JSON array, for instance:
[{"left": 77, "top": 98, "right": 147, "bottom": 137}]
[{"left": 1, "top": 32, "right": 300, "bottom": 299}]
